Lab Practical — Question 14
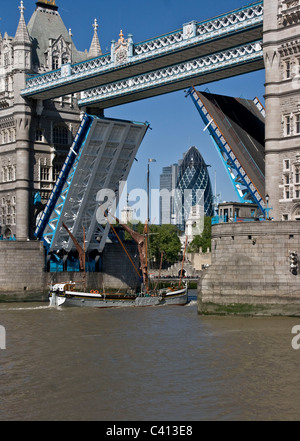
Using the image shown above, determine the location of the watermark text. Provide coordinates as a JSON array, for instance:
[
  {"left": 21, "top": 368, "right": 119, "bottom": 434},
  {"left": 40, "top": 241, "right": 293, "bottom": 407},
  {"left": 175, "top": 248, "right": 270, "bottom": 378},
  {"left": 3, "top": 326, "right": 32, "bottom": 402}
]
[
  {"left": 291, "top": 325, "right": 300, "bottom": 350},
  {"left": 95, "top": 181, "right": 205, "bottom": 234},
  {"left": 0, "top": 325, "right": 6, "bottom": 350}
]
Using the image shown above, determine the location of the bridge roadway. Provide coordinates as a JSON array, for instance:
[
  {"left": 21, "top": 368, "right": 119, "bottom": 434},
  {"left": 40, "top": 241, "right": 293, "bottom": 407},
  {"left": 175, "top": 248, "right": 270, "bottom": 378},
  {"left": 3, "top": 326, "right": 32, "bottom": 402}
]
[{"left": 22, "top": 1, "right": 263, "bottom": 108}]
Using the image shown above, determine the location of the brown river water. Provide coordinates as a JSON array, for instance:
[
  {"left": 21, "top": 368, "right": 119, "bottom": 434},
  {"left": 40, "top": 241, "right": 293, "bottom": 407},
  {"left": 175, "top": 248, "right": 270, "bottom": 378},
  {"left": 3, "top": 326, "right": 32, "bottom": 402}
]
[{"left": 0, "top": 291, "right": 300, "bottom": 421}]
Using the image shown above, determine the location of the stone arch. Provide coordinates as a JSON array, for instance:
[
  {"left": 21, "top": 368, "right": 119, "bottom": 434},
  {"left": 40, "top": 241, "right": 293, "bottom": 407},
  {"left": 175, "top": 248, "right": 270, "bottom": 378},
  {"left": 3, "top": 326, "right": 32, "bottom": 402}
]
[
  {"left": 291, "top": 204, "right": 300, "bottom": 220},
  {"left": 4, "top": 227, "right": 13, "bottom": 239},
  {"left": 178, "top": 268, "right": 186, "bottom": 278}
]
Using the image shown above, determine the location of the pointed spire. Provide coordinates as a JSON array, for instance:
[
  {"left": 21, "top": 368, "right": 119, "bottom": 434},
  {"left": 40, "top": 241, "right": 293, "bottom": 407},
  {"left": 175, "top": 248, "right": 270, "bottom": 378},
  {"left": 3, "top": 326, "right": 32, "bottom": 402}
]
[
  {"left": 89, "top": 19, "right": 102, "bottom": 58},
  {"left": 14, "top": 1, "right": 31, "bottom": 44},
  {"left": 118, "top": 30, "right": 125, "bottom": 44}
]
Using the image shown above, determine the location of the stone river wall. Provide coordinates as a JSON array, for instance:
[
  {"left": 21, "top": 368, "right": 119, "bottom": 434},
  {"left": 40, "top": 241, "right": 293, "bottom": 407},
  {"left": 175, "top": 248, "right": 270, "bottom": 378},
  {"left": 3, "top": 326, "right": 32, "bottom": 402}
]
[
  {"left": 0, "top": 241, "right": 140, "bottom": 302},
  {"left": 198, "top": 221, "right": 300, "bottom": 316},
  {"left": 0, "top": 241, "right": 46, "bottom": 301}
]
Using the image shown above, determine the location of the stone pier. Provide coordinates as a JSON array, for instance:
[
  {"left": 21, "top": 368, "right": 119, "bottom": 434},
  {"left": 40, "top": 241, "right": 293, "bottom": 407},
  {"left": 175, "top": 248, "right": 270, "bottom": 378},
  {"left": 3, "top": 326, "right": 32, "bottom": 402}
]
[
  {"left": 0, "top": 241, "right": 140, "bottom": 302},
  {"left": 0, "top": 241, "right": 47, "bottom": 301},
  {"left": 198, "top": 221, "right": 300, "bottom": 316}
]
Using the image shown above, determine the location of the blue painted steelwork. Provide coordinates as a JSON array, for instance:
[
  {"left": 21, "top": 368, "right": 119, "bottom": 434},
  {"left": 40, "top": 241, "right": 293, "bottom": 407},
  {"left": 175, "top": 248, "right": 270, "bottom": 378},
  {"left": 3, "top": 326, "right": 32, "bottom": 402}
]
[
  {"left": 187, "top": 86, "right": 266, "bottom": 215},
  {"left": 34, "top": 113, "right": 93, "bottom": 248},
  {"left": 212, "top": 215, "right": 263, "bottom": 225},
  {"left": 0, "top": 235, "right": 16, "bottom": 241},
  {"left": 48, "top": 254, "right": 98, "bottom": 273},
  {"left": 253, "top": 96, "right": 265, "bottom": 118},
  {"left": 35, "top": 115, "right": 149, "bottom": 255}
]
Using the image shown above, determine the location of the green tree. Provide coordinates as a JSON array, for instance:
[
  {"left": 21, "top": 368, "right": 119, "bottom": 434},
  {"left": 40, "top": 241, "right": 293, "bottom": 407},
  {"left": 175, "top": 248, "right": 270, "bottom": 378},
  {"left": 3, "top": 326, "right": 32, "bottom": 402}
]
[
  {"left": 123, "top": 222, "right": 181, "bottom": 267},
  {"left": 188, "top": 217, "right": 212, "bottom": 253},
  {"left": 123, "top": 221, "right": 144, "bottom": 241},
  {"left": 149, "top": 224, "right": 181, "bottom": 266}
]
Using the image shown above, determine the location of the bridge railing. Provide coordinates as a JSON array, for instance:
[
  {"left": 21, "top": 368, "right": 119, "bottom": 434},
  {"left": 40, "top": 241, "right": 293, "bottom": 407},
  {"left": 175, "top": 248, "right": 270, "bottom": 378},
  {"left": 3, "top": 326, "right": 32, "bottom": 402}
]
[
  {"left": 133, "top": 1, "right": 263, "bottom": 58},
  {"left": 22, "top": 1, "right": 263, "bottom": 96},
  {"left": 212, "top": 215, "right": 264, "bottom": 225},
  {"left": 78, "top": 41, "right": 263, "bottom": 107}
]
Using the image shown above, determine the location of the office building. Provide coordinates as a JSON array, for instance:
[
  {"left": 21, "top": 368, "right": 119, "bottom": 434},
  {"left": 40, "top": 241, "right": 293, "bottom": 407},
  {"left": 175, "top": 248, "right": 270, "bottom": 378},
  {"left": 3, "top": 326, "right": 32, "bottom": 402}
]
[{"left": 160, "top": 146, "right": 214, "bottom": 229}]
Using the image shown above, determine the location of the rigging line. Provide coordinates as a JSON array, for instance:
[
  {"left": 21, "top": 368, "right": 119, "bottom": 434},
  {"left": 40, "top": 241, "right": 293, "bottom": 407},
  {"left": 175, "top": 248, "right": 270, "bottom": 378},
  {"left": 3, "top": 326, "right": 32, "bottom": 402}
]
[
  {"left": 154, "top": 251, "right": 164, "bottom": 291},
  {"left": 179, "top": 236, "right": 188, "bottom": 288},
  {"left": 103, "top": 211, "right": 141, "bottom": 280}
]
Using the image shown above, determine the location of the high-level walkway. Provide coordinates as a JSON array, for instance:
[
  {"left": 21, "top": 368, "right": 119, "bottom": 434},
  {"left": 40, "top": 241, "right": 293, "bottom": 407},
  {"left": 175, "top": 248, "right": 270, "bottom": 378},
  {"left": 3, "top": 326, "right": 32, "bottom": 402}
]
[{"left": 22, "top": 1, "right": 263, "bottom": 108}]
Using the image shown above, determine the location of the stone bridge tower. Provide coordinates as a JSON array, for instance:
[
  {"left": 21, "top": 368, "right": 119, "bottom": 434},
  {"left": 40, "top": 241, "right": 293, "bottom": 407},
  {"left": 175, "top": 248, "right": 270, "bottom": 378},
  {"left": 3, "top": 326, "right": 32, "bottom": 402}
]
[
  {"left": 264, "top": 0, "right": 300, "bottom": 220},
  {"left": 0, "top": 1, "right": 102, "bottom": 240}
]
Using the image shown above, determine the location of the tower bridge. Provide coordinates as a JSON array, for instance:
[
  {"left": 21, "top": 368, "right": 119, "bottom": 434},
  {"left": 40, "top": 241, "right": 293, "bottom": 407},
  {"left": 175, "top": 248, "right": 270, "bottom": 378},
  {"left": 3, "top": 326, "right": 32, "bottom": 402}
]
[
  {"left": 21, "top": 1, "right": 264, "bottom": 108},
  {"left": 0, "top": 0, "right": 268, "bottom": 266},
  {"left": 4, "top": 0, "right": 300, "bottom": 302},
  {"left": 28, "top": 0, "right": 265, "bottom": 256}
]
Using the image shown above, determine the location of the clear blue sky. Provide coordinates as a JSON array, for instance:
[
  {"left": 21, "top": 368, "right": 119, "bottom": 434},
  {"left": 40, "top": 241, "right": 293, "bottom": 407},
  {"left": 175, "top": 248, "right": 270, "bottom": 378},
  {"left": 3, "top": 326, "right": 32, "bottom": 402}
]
[{"left": 3, "top": 0, "right": 265, "bottom": 203}]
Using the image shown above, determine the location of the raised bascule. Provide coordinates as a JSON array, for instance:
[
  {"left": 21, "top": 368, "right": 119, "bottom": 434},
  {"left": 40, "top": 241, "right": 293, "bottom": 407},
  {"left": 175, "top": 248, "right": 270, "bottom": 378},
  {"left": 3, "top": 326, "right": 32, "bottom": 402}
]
[
  {"left": 34, "top": 114, "right": 149, "bottom": 256},
  {"left": 187, "top": 87, "right": 265, "bottom": 213}
]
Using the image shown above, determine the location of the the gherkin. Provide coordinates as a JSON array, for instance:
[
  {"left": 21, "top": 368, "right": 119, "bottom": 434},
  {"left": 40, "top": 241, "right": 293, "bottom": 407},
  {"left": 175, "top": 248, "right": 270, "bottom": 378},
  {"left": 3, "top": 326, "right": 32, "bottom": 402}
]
[{"left": 174, "top": 146, "right": 214, "bottom": 230}]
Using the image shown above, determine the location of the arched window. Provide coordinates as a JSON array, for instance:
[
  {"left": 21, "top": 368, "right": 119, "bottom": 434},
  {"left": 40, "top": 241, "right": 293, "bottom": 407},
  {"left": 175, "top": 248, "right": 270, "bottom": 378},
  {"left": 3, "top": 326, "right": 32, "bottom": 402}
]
[
  {"left": 35, "top": 128, "right": 44, "bottom": 142},
  {"left": 4, "top": 51, "right": 9, "bottom": 67},
  {"left": 52, "top": 161, "right": 64, "bottom": 182},
  {"left": 52, "top": 55, "right": 59, "bottom": 70},
  {"left": 62, "top": 53, "right": 70, "bottom": 65}
]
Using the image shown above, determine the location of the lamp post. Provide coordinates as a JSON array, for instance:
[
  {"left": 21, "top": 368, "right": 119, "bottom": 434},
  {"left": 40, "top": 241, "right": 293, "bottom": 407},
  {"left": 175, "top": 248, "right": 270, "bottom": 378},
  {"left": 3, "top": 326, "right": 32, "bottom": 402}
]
[{"left": 265, "top": 193, "right": 272, "bottom": 220}]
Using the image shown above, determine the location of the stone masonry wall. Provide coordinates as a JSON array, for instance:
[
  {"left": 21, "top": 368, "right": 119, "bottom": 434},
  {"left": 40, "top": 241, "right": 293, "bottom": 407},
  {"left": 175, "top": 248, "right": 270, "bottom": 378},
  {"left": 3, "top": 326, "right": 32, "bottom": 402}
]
[
  {"left": 0, "top": 241, "right": 47, "bottom": 301},
  {"left": 0, "top": 241, "right": 140, "bottom": 302},
  {"left": 101, "top": 242, "right": 140, "bottom": 290},
  {"left": 198, "top": 221, "right": 300, "bottom": 316},
  {"left": 47, "top": 243, "right": 140, "bottom": 292}
]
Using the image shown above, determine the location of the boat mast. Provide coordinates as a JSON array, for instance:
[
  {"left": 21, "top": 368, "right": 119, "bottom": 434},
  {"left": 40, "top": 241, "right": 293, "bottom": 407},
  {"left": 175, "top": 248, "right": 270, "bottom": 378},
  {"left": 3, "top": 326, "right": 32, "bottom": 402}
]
[
  {"left": 83, "top": 226, "right": 86, "bottom": 291},
  {"left": 147, "top": 158, "right": 157, "bottom": 223},
  {"left": 62, "top": 223, "right": 86, "bottom": 289},
  {"left": 147, "top": 162, "right": 150, "bottom": 224},
  {"left": 106, "top": 211, "right": 150, "bottom": 293},
  {"left": 146, "top": 159, "right": 156, "bottom": 289},
  {"left": 103, "top": 212, "right": 141, "bottom": 280},
  {"left": 154, "top": 251, "right": 164, "bottom": 291},
  {"left": 179, "top": 236, "right": 188, "bottom": 288}
]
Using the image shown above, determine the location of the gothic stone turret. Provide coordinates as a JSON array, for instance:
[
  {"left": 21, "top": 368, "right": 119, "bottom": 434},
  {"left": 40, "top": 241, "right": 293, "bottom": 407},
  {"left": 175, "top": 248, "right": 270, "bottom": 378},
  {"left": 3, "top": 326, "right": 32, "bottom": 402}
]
[
  {"left": 264, "top": 0, "right": 300, "bottom": 220},
  {"left": 0, "top": 1, "right": 102, "bottom": 240}
]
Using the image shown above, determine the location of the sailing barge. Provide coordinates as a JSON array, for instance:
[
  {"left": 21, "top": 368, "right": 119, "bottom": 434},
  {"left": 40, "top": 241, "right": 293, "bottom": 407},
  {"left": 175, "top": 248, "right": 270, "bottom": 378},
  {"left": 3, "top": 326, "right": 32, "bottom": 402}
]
[
  {"left": 49, "top": 282, "right": 188, "bottom": 308},
  {"left": 49, "top": 216, "right": 188, "bottom": 308}
]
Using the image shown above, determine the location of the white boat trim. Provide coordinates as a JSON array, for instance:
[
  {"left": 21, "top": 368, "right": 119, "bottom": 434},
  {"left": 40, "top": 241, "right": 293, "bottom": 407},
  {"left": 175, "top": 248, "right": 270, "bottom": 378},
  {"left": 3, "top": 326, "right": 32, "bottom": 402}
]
[{"left": 65, "top": 291, "right": 103, "bottom": 298}]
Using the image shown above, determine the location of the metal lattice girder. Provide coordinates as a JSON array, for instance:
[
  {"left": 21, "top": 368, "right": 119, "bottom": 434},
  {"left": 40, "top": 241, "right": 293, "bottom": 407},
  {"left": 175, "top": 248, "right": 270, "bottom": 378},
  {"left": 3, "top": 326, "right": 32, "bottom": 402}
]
[
  {"left": 35, "top": 113, "right": 93, "bottom": 241},
  {"left": 21, "top": 2, "right": 263, "bottom": 101},
  {"left": 35, "top": 114, "right": 149, "bottom": 252},
  {"left": 78, "top": 41, "right": 263, "bottom": 109},
  {"left": 187, "top": 86, "right": 266, "bottom": 214}
]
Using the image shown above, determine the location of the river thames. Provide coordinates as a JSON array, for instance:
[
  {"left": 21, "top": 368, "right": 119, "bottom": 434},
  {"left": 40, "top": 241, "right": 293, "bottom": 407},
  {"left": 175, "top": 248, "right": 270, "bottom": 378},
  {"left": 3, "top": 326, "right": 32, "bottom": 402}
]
[{"left": 0, "top": 291, "right": 300, "bottom": 421}]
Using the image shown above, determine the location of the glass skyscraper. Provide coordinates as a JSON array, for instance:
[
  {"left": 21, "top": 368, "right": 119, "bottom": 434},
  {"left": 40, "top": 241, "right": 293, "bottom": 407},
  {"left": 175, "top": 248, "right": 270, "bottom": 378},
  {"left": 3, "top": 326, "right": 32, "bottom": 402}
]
[
  {"left": 159, "top": 164, "right": 178, "bottom": 224},
  {"left": 160, "top": 146, "right": 214, "bottom": 229}
]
